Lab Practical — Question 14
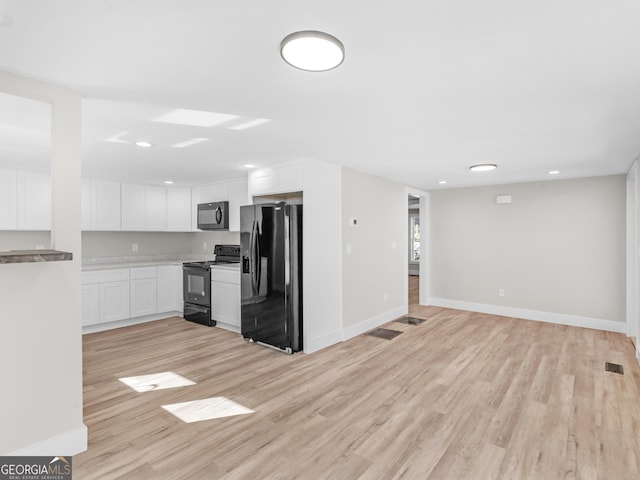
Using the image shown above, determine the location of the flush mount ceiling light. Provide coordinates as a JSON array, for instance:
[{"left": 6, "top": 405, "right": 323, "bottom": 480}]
[
  {"left": 135, "top": 141, "right": 153, "bottom": 148},
  {"left": 437, "top": 180, "right": 448, "bottom": 185},
  {"left": 547, "top": 170, "right": 560, "bottom": 175},
  {"left": 280, "top": 30, "right": 345, "bottom": 72},
  {"left": 469, "top": 164, "right": 497, "bottom": 172}
]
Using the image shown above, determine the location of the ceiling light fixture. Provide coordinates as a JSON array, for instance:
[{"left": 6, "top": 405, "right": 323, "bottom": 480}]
[
  {"left": 243, "top": 164, "right": 256, "bottom": 169},
  {"left": 547, "top": 170, "right": 560, "bottom": 175},
  {"left": 469, "top": 164, "right": 497, "bottom": 172},
  {"left": 135, "top": 141, "right": 153, "bottom": 148},
  {"left": 437, "top": 180, "right": 448, "bottom": 185},
  {"left": 280, "top": 31, "right": 345, "bottom": 72},
  {"left": 164, "top": 180, "right": 174, "bottom": 185}
]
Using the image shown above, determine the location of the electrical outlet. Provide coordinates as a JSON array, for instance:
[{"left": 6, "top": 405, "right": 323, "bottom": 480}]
[
  {"left": 499, "top": 288, "right": 505, "bottom": 297},
  {"left": 132, "top": 243, "right": 138, "bottom": 252}
]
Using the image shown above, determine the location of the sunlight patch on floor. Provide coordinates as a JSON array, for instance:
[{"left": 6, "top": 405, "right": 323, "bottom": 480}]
[
  {"left": 119, "top": 371, "right": 196, "bottom": 392},
  {"left": 162, "top": 397, "right": 254, "bottom": 423}
]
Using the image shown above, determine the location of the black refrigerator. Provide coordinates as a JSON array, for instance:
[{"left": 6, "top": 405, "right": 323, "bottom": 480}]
[{"left": 240, "top": 203, "right": 302, "bottom": 353}]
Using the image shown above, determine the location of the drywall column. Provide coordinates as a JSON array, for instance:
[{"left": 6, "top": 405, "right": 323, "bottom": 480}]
[{"left": 0, "top": 70, "right": 86, "bottom": 455}]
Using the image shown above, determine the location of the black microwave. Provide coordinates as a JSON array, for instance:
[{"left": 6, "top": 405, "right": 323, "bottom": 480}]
[{"left": 197, "top": 201, "right": 229, "bottom": 230}]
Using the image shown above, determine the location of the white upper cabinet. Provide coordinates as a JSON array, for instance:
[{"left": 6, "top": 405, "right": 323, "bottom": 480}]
[
  {"left": 166, "top": 187, "right": 192, "bottom": 232},
  {"left": 121, "top": 184, "right": 167, "bottom": 231},
  {"left": 227, "top": 178, "right": 248, "bottom": 232},
  {"left": 248, "top": 164, "right": 302, "bottom": 197},
  {"left": 145, "top": 186, "right": 167, "bottom": 231},
  {"left": 17, "top": 172, "right": 51, "bottom": 230},
  {"left": 121, "top": 183, "right": 146, "bottom": 231},
  {"left": 90, "top": 179, "right": 121, "bottom": 231},
  {"left": 0, "top": 170, "right": 52, "bottom": 231},
  {"left": 0, "top": 169, "right": 18, "bottom": 230}
]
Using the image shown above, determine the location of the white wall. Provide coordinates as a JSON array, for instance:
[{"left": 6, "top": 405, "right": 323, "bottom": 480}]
[
  {"left": 341, "top": 168, "right": 407, "bottom": 338},
  {"left": 301, "top": 160, "right": 343, "bottom": 352},
  {"left": 429, "top": 176, "right": 626, "bottom": 331},
  {"left": 0, "top": 71, "right": 85, "bottom": 454},
  {"left": 80, "top": 230, "right": 240, "bottom": 258}
]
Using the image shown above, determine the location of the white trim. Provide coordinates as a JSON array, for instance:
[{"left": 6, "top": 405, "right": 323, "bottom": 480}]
[
  {"left": 82, "top": 312, "right": 181, "bottom": 334},
  {"left": 429, "top": 297, "right": 627, "bottom": 334},
  {"left": 626, "top": 160, "right": 638, "bottom": 340},
  {"left": 342, "top": 305, "right": 407, "bottom": 341},
  {"left": 9, "top": 424, "right": 87, "bottom": 456},
  {"left": 304, "top": 329, "right": 344, "bottom": 354}
]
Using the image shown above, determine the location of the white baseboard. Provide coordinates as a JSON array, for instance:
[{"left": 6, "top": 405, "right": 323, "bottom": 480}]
[
  {"left": 304, "top": 329, "right": 344, "bottom": 354},
  {"left": 428, "top": 297, "right": 627, "bottom": 334},
  {"left": 9, "top": 424, "right": 87, "bottom": 456},
  {"left": 342, "top": 305, "right": 408, "bottom": 341},
  {"left": 82, "top": 311, "right": 182, "bottom": 334}
]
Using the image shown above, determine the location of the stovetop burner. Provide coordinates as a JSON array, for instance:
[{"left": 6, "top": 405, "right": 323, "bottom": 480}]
[{"left": 183, "top": 244, "right": 240, "bottom": 268}]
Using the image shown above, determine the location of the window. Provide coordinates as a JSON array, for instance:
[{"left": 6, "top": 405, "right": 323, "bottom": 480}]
[{"left": 409, "top": 214, "right": 420, "bottom": 263}]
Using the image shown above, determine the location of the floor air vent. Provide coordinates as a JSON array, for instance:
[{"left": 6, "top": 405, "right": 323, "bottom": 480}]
[
  {"left": 367, "top": 328, "right": 403, "bottom": 340},
  {"left": 605, "top": 362, "right": 624, "bottom": 374},
  {"left": 394, "top": 316, "right": 425, "bottom": 325}
]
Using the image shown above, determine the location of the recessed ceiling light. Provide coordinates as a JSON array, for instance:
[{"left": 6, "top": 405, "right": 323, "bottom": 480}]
[
  {"left": 437, "top": 180, "right": 448, "bottom": 185},
  {"left": 171, "top": 137, "right": 209, "bottom": 148},
  {"left": 280, "top": 31, "right": 345, "bottom": 72},
  {"left": 135, "top": 141, "right": 153, "bottom": 148},
  {"left": 469, "top": 164, "right": 497, "bottom": 172},
  {"left": 164, "top": 180, "right": 174, "bottom": 185},
  {"left": 153, "top": 109, "right": 238, "bottom": 127},
  {"left": 547, "top": 170, "right": 560, "bottom": 175},
  {"left": 243, "top": 164, "right": 256, "bottom": 169}
]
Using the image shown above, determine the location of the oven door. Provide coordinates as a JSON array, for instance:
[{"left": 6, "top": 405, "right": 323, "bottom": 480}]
[
  {"left": 184, "top": 302, "right": 214, "bottom": 327},
  {"left": 183, "top": 265, "right": 211, "bottom": 306}
]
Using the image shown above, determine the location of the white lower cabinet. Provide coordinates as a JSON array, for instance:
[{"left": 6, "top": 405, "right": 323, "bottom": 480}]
[
  {"left": 100, "top": 281, "right": 131, "bottom": 323},
  {"left": 81, "top": 284, "right": 100, "bottom": 326},
  {"left": 211, "top": 267, "right": 240, "bottom": 329},
  {"left": 82, "top": 264, "right": 182, "bottom": 329},
  {"left": 130, "top": 267, "right": 157, "bottom": 318},
  {"left": 157, "top": 265, "right": 183, "bottom": 313}
]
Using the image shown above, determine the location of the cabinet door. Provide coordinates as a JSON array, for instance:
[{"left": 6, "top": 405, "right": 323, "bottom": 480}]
[
  {"left": 0, "top": 169, "right": 17, "bottom": 230},
  {"left": 130, "top": 278, "right": 157, "bottom": 317},
  {"left": 81, "top": 284, "right": 100, "bottom": 326},
  {"left": 166, "top": 188, "right": 192, "bottom": 232},
  {"left": 227, "top": 178, "right": 248, "bottom": 232},
  {"left": 145, "top": 186, "right": 167, "bottom": 231},
  {"left": 100, "top": 280, "right": 130, "bottom": 322},
  {"left": 157, "top": 265, "right": 182, "bottom": 312},
  {"left": 92, "top": 180, "right": 121, "bottom": 230},
  {"left": 17, "top": 172, "right": 51, "bottom": 230},
  {"left": 121, "top": 183, "right": 146, "bottom": 231},
  {"left": 212, "top": 282, "right": 240, "bottom": 327}
]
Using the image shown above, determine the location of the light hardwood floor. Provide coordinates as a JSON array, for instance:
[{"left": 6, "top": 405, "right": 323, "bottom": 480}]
[{"left": 75, "top": 281, "right": 640, "bottom": 479}]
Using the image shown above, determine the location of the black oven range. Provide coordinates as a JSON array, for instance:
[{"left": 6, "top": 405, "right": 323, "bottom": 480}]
[{"left": 183, "top": 244, "right": 240, "bottom": 326}]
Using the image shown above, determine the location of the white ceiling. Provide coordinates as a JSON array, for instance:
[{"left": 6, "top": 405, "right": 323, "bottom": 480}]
[{"left": 1, "top": 0, "right": 639, "bottom": 190}]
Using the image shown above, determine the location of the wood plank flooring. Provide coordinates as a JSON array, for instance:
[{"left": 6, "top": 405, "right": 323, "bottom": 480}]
[{"left": 75, "top": 281, "right": 640, "bottom": 479}]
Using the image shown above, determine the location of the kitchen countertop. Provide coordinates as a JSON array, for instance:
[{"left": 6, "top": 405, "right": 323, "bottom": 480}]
[
  {"left": 82, "top": 254, "right": 212, "bottom": 271},
  {"left": 0, "top": 249, "right": 73, "bottom": 264}
]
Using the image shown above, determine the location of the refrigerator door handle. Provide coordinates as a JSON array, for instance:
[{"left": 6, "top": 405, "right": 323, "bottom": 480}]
[
  {"left": 255, "top": 220, "right": 262, "bottom": 294},
  {"left": 284, "top": 209, "right": 290, "bottom": 287},
  {"left": 250, "top": 220, "right": 257, "bottom": 296}
]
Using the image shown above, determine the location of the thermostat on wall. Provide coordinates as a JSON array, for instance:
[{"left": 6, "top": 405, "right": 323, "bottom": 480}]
[{"left": 496, "top": 195, "right": 512, "bottom": 204}]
